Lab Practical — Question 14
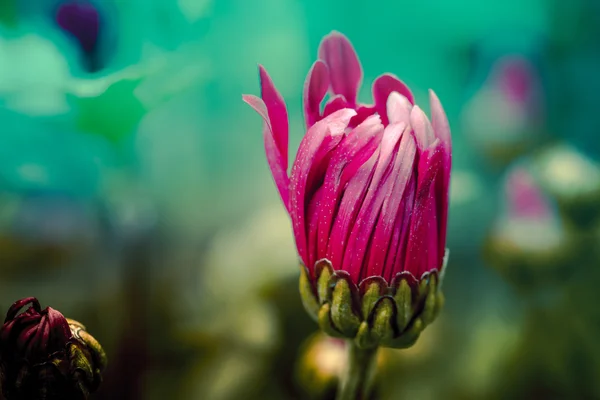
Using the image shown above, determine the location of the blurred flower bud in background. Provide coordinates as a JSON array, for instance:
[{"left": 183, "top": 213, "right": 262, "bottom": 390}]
[
  {"left": 485, "top": 164, "right": 578, "bottom": 288},
  {"left": 532, "top": 144, "right": 600, "bottom": 228},
  {"left": 462, "top": 29, "right": 547, "bottom": 168},
  {"left": 462, "top": 56, "right": 545, "bottom": 167}
]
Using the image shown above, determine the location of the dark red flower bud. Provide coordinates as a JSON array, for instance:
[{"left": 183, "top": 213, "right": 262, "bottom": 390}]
[{"left": 0, "top": 297, "right": 106, "bottom": 400}]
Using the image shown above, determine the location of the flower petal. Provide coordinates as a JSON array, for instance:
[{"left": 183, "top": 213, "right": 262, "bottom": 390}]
[
  {"left": 373, "top": 74, "right": 414, "bottom": 125},
  {"left": 343, "top": 122, "right": 406, "bottom": 282},
  {"left": 386, "top": 176, "right": 415, "bottom": 282},
  {"left": 317, "top": 115, "right": 384, "bottom": 260},
  {"left": 386, "top": 91, "right": 413, "bottom": 126},
  {"left": 327, "top": 147, "right": 380, "bottom": 273},
  {"left": 4, "top": 297, "right": 40, "bottom": 322},
  {"left": 242, "top": 66, "right": 290, "bottom": 211},
  {"left": 429, "top": 90, "right": 452, "bottom": 267},
  {"left": 366, "top": 128, "right": 417, "bottom": 279},
  {"left": 410, "top": 105, "right": 435, "bottom": 152},
  {"left": 303, "top": 61, "right": 330, "bottom": 127},
  {"left": 349, "top": 105, "right": 377, "bottom": 128},
  {"left": 318, "top": 31, "right": 363, "bottom": 107},
  {"left": 290, "top": 109, "right": 357, "bottom": 266},
  {"left": 429, "top": 90, "right": 451, "bottom": 151},
  {"left": 322, "top": 95, "right": 349, "bottom": 118},
  {"left": 404, "top": 141, "right": 444, "bottom": 277},
  {"left": 306, "top": 186, "right": 324, "bottom": 270}
]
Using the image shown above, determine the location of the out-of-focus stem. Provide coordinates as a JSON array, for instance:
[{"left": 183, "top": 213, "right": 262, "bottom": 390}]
[{"left": 336, "top": 342, "right": 378, "bottom": 400}]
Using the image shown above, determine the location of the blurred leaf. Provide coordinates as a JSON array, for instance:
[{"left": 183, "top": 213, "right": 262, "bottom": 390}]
[{"left": 75, "top": 77, "right": 146, "bottom": 143}]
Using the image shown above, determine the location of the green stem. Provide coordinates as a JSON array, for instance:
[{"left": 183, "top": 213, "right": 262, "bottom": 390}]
[{"left": 336, "top": 342, "right": 378, "bottom": 400}]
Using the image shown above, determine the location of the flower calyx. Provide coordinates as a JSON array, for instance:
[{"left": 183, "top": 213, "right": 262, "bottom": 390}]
[{"left": 299, "top": 257, "right": 446, "bottom": 349}]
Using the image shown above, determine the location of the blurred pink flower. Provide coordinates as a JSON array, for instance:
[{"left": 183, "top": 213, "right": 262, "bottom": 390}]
[
  {"left": 506, "top": 167, "right": 551, "bottom": 220},
  {"left": 462, "top": 56, "right": 544, "bottom": 164},
  {"left": 243, "top": 32, "right": 452, "bottom": 285},
  {"left": 493, "top": 166, "right": 563, "bottom": 253}
]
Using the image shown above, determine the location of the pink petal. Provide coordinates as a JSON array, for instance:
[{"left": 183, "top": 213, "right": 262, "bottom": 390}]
[
  {"left": 322, "top": 95, "right": 349, "bottom": 118},
  {"left": 318, "top": 31, "right": 363, "bottom": 107},
  {"left": 429, "top": 90, "right": 451, "bottom": 151},
  {"left": 349, "top": 104, "right": 377, "bottom": 128},
  {"left": 429, "top": 90, "right": 451, "bottom": 267},
  {"left": 342, "top": 123, "right": 406, "bottom": 283},
  {"left": 243, "top": 94, "right": 291, "bottom": 212},
  {"left": 290, "top": 109, "right": 356, "bottom": 266},
  {"left": 327, "top": 147, "right": 380, "bottom": 273},
  {"left": 317, "top": 115, "right": 384, "bottom": 259},
  {"left": 372, "top": 74, "right": 415, "bottom": 125},
  {"left": 386, "top": 91, "right": 413, "bottom": 125},
  {"left": 303, "top": 61, "right": 330, "bottom": 128},
  {"left": 386, "top": 176, "right": 416, "bottom": 282},
  {"left": 410, "top": 105, "right": 435, "bottom": 152},
  {"left": 366, "top": 128, "right": 417, "bottom": 279},
  {"left": 306, "top": 186, "right": 324, "bottom": 269},
  {"left": 404, "top": 141, "right": 444, "bottom": 277}
]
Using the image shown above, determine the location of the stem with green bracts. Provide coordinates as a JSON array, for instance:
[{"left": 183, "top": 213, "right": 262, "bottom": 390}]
[{"left": 337, "top": 342, "right": 378, "bottom": 400}]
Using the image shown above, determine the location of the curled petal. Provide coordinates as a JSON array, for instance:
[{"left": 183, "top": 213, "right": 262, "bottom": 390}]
[
  {"left": 373, "top": 74, "right": 414, "bottom": 125},
  {"left": 349, "top": 105, "right": 377, "bottom": 128},
  {"left": 303, "top": 61, "right": 330, "bottom": 127},
  {"left": 322, "top": 95, "right": 349, "bottom": 118},
  {"left": 5, "top": 297, "right": 40, "bottom": 322},
  {"left": 318, "top": 31, "right": 363, "bottom": 107}
]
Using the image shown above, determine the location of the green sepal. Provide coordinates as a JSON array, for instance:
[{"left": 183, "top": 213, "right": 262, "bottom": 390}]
[
  {"left": 383, "top": 318, "right": 423, "bottom": 349},
  {"left": 420, "top": 274, "right": 439, "bottom": 326},
  {"left": 355, "top": 322, "right": 373, "bottom": 349},
  {"left": 361, "top": 280, "right": 384, "bottom": 321},
  {"left": 433, "top": 292, "right": 445, "bottom": 321},
  {"left": 299, "top": 251, "right": 448, "bottom": 349},
  {"left": 317, "top": 303, "right": 345, "bottom": 338},
  {"left": 370, "top": 297, "right": 395, "bottom": 343},
  {"left": 330, "top": 278, "right": 361, "bottom": 336},
  {"left": 394, "top": 279, "right": 414, "bottom": 333},
  {"left": 315, "top": 260, "right": 333, "bottom": 304},
  {"left": 299, "top": 265, "right": 319, "bottom": 321}
]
